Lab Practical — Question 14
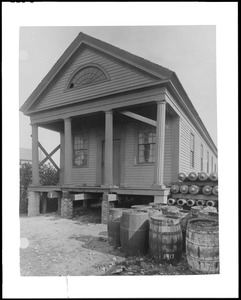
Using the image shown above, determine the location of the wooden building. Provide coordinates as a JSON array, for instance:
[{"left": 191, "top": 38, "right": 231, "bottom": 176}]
[{"left": 20, "top": 32, "right": 218, "bottom": 220}]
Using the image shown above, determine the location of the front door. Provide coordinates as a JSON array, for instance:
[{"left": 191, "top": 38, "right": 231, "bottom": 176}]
[{"left": 101, "top": 139, "right": 121, "bottom": 186}]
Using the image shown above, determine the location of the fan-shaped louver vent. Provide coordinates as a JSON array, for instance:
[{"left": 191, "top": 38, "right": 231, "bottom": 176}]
[{"left": 69, "top": 66, "right": 107, "bottom": 89}]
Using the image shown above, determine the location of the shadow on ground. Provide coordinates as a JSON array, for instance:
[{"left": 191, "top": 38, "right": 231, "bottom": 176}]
[{"left": 69, "top": 233, "right": 125, "bottom": 257}]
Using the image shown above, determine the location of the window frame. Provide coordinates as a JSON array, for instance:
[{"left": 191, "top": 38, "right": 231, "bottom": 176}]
[
  {"left": 72, "top": 133, "right": 89, "bottom": 168},
  {"left": 137, "top": 124, "right": 156, "bottom": 165},
  {"left": 66, "top": 64, "right": 110, "bottom": 91}
]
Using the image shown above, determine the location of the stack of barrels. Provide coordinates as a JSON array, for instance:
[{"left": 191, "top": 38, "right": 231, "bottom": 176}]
[
  {"left": 168, "top": 171, "right": 218, "bottom": 210},
  {"left": 107, "top": 191, "right": 219, "bottom": 274}
]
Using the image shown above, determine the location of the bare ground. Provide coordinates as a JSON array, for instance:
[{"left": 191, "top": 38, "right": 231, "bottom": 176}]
[{"left": 20, "top": 207, "right": 194, "bottom": 276}]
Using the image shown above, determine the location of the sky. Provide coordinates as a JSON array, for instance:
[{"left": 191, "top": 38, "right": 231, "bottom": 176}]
[
  {"left": 3, "top": 2, "right": 238, "bottom": 299},
  {"left": 19, "top": 25, "right": 217, "bottom": 165}
]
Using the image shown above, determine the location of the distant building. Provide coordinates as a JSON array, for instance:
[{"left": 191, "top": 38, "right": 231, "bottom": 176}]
[{"left": 20, "top": 148, "right": 44, "bottom": 165}]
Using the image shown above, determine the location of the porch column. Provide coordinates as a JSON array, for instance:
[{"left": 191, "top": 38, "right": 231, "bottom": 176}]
[
  {"left": 59, "top": 132, "right": 65, "bottom": 185},
  {"left": 153, "top": 100, "right": 166, "bottom": 189},
  {"left": 31, "top": 124, "right": 39, "bottom": 185},
  {"left": 64, "top": 118, "right": 72, "bottom": 185},
  {"left": 103, "top": 110, "right": 113, "bottom": 187}
]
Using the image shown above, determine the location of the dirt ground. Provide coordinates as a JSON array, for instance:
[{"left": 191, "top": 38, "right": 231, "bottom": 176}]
[{"left": 20, "top": 207, "right": 194, "bottom": 276}]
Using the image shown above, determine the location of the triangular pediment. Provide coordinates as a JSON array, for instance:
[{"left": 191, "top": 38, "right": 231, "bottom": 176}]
[{"left": 20, "top": 33, "right": 173, "bottom": 114}]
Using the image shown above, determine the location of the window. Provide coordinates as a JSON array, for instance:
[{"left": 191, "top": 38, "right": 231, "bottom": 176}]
[
  {"left": 200, "top": 144, "right": 203, "bottom": 171},
  {"left": 73, "top": 135, "right": 88, "bottom": 167},
  {"left": 211, "top": 156, "right": 213, "bottom": 172},
  {"left": 190, "top": 133, "right": 195, "bottom": 168},
  {"left": 207, "top": 151, "right": 209, "bottom": 173},
  {"left": 138, "top": 127, "right": 156, "bottom": 163},
  {"left": 68, "top": 66, "right": 107, "bottom": 89}
]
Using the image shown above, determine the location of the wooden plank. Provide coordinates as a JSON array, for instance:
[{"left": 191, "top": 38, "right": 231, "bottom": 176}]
[
  {"left": 171, "top": 193, "right": 218, "bottom": 201},
  {"left": 38, "top": 142, "right": 60, "bottom": 171},
  {"left": 120, "top": 111, "right": 156, "bottom": 127},
  {"left": 39, "top": 144, "right": 60, "bottom": 166},
  {"left": 70, "top": 193, "right": 97, "bottom": 201},
  {"left": 169, "top": 181, "right": 218, "bottom": 187}
]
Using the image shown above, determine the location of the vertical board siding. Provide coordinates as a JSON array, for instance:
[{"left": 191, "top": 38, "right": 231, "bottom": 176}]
[
  {"left": 37, "top": 47, "right": 156, "bottom": 110},
  {"left": 179, "top": 118, "right": 217, "bottom": 175}
]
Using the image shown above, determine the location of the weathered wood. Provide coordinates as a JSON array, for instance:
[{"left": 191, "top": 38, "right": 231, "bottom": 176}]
[
  {"left": 171, "top": 193, "right": 218, "bottom": 201},
  {"left": 38, "top": 142, "right": 60, "bottom": 171},
  {"left": 120, "top": 111, "right": 156, "bottom": 127},
  {"left": 70, "top": 193, "right": 97, "bottom": 201},
  {"left": 39, "top": 144, "right": 60, "bottom": 166}
]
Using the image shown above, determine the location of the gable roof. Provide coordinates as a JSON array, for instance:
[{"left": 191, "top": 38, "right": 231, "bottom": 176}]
[
  {"left": 19, "top": 32, "right": 173, "bottom": 114},
  {"left": 19, "top": 32, "right": 217, "bottom": 153}
]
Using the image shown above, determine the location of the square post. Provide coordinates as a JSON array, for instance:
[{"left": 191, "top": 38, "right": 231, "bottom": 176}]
[
  {"left": 31, "top": 124, "right": 39, "bottom": 185},
  {"left": 64, "top": 118, "right": 72, "bottom": 185}
]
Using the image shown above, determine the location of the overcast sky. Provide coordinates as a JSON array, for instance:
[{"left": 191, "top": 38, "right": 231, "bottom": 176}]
[{"left": 19, "top": 25, "right": 217, "bottom": 164}]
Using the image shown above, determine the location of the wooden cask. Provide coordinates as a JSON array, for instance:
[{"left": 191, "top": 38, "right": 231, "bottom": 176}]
[
  {"left": 206, "top": 200, "right": 218, "bottom": 207},
  {"left": 170, "top": 184, "right": 180, "bottom": 194},
  {"left": 177, "top": 172, "right": 187, "bottom": 182},
  {"left": 120, "top": 209, "right": 149, "bottom": 256},
  {"left": 188, "top": 172, "right": 198, "bottom": 181},
  {"left": 189, "top": 185, "right": 201, "bottom": 195},
  {"left": 212, "top": 186, "right": 218, "bottom": 196},
  {"left": 202, "top": 185, "right": 212, "bottom": 195},
  {"left": 196, "top": 199, "right": 206, "bottom": 206},
  {"left": 186, "top": 218, "right": 219, "bottom": 274},
  {"left": 209, "top": 172, "right": 218, "bottom": 182},
  {"left": 186, "top": 199, "right": 196, "bottom": 207},
  {"left": 149, "top": 215, "right": 183, "bottom": 265},
  {"left": 180, "top": 185, "right": 189, "bottom": 194},
  {"left": 108, "top": 208, "right": 128, "bottom": 248},
  {"left": 198, "top": 172, "right": 208, "bottom": 181},
  {"left": 167, "top": 198, "right": 176, "bottom": 205},
  {"left": 177, "top": 198, "right": 187, "bottom": 206}
]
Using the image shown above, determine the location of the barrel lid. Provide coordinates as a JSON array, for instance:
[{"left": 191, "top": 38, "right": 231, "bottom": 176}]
[{"left": 188, "top": 218, "right": 219, "bottom": 229}]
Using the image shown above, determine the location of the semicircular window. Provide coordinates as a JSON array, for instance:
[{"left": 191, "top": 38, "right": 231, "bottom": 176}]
[{"left": 68, "top": 66, "right": 108, "bottom": 89}]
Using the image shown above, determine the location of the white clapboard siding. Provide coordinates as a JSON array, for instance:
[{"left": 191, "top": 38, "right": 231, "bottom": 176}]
[
  {"left": 179, "top": 117, "right": 217, "bottom": 174},
  {"left": 37, "top": 47, "right": 157, "bottom": 110},
  {"left": 123, "top": 120, "right": 172, "bottom": 188}
]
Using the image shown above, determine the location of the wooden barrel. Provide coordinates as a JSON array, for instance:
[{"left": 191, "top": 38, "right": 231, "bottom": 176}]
[
  {"left": 198, "top": 172, "right": 208, "bottom": 181},
  {"left": 149, "top": 202, "right": 167, "bottom": 210},
  {"left": 188, "top": 172, "right": 198, "bottom": 181},
  {"left": 196, "top": 199, "right": 206, "bottom": 206},
  {"left": 206, "top": 200, "right": 217, "bottom": 207},
  {"left": 170, "top": 185, "right": 180, "bottom": 194},
  {"left": 189, "top": 185, "right": 201, "bottom": 195},
  {"left": 198, "top": 210, "right": 219, "bottom": 222},
  {"left": 120, "top": 209, "right": 149, "bottom": 256},
  {"left": 167, "top": 198, "right": 176, "bottom": 205},
  {"left": 186, "top": 218, "right": 219, "bottom": 274},
  {"left": 161, "top": 205, "right": 180, "bottom": 215},
  {"left": 107, "top": 208, "right": 128, "bottom": 248},
  {"left": 212, "top": 186, "right": 218, "bottom": 196},
  {"left": 209, "top": 172, "right": 218, "bottom": 182},
  {"left": 186, "top": 199, "right": 196, "bottom": 207},
  {"left": 148, "top": 209, "right": 162, "bottom": 220},
  {"left": 149, "top": 215, "right": 183, "bottom": 265},
  {"left": 180, "top": 185, "right": 189, "bottom": 194},
  {"left": 131, "top": 205, "right": 152, "bottom": 210},
  {"left": 202, "top": 185, "right": 212, "bottom": 195},
  {"left": 177, "top": 198, "right": 187, "bottom": 206},
  {"left": 177, "top": 172, "right": 187, "bottom": 182},
  {"left": 191, "top": 206, "right": 204, "bottom": 218},
  {"left": 178, "top": 209, "right": 193, "bottom": 251}
]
